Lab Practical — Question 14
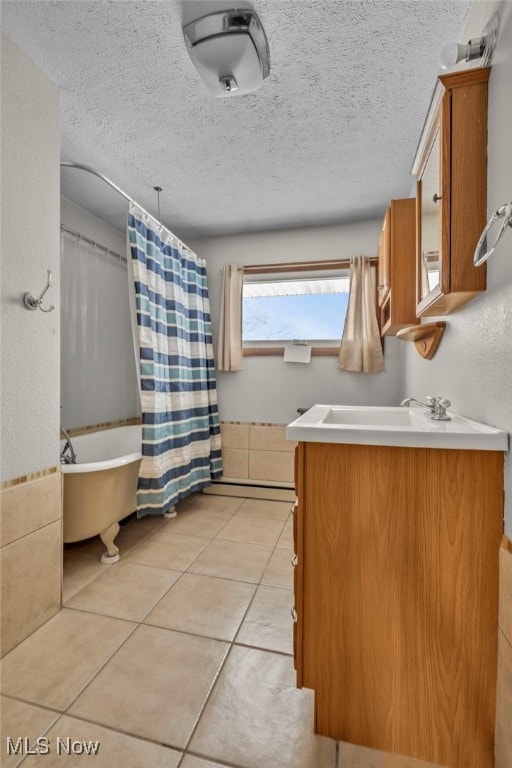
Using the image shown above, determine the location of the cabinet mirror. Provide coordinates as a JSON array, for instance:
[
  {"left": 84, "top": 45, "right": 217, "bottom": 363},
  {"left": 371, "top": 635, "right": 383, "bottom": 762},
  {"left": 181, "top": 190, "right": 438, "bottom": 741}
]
[{"left": 418, "top": 132, "right": 441, "bottom": 301}]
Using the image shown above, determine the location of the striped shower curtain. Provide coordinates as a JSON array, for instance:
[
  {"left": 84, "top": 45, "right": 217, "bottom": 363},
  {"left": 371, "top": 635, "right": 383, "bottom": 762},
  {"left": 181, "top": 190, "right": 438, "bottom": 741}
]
[{"left": 128, "top": 204, "right": 222, "bottom": 517}]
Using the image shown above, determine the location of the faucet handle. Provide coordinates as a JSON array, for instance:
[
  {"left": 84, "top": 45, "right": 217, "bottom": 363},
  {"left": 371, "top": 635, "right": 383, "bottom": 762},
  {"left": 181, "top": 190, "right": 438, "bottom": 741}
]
[
  {"left": 426, "top": 396, "right": 451, "bottom": 421},
  {"left": 426, "top": 396, "right": 450, "bottom": 408}
]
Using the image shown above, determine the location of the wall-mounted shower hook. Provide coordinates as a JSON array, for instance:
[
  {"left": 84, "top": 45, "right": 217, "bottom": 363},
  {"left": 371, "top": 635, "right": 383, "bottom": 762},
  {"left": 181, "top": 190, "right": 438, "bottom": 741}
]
[{"left": 23, "top": 269, "right": 55, "bottom": 312}]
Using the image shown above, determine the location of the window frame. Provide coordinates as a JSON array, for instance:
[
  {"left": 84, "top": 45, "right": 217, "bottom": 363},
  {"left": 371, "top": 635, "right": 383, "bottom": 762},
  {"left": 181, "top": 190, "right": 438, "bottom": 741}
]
[{"left": 241, "top": 258, "right": 378, "bottom": 357}]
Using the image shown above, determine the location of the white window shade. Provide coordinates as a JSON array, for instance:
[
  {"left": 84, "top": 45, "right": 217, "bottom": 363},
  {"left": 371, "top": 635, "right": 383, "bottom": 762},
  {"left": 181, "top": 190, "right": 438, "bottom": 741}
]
[{"left": 243, "top": 277, "right": 350, "bottom": 298}]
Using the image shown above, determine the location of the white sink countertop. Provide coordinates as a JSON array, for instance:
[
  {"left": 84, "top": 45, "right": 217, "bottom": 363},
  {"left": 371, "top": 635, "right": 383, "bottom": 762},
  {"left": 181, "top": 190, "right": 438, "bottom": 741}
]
[{"left": 286, "top": 405, "right": 509, "bottom": 451}]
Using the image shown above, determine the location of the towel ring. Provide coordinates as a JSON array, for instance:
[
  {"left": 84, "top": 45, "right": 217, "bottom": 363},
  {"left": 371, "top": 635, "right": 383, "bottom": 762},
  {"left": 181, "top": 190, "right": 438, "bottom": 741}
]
[{"left": 474, "top": 202, "right": 512, "bottom": 266}]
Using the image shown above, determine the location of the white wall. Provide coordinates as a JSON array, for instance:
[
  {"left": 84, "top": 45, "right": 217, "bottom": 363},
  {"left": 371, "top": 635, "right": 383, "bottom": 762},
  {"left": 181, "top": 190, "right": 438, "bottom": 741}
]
[
  {"left": 190, "top": 220, "right": 405, "bottom": 424},
  {"left": 60, "top": 197, "right": 140, "bottom": 429},
  {"left": 61, "top": 197, "right": 126, "bottom": 256},
  {"left": 0, "top": 32, "right": 60, "bottom": 481},
  {"left": 404, "top": 0, "right": 512, "bottom": 535}
]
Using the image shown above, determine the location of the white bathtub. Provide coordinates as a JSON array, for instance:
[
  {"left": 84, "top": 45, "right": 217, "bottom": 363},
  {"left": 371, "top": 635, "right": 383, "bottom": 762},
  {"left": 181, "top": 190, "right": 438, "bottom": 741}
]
[{"left": 61, "top": 425, "right": 142, "bottom": 563}]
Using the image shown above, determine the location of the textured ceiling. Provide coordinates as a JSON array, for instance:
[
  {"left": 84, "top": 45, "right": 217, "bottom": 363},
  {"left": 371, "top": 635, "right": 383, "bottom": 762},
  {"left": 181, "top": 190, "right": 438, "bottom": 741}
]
[{"left": 1, "top": 0, "right": 471, "bottom": 239}]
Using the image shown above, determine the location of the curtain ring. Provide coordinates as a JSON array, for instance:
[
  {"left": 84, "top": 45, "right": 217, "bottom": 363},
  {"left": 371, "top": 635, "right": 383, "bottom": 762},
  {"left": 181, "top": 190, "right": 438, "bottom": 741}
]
[{"left": 474, "top": 202, "right": 512, "bottom": 266}]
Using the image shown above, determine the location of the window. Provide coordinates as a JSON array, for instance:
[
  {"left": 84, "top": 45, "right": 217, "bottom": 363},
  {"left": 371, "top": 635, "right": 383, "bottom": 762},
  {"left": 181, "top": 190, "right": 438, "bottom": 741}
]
[
  {"left": 242, "top": 260, "right": 370, "bottom": 356},
  {"left": 243, "top": 276, "right": 349, "bottom": 342}
]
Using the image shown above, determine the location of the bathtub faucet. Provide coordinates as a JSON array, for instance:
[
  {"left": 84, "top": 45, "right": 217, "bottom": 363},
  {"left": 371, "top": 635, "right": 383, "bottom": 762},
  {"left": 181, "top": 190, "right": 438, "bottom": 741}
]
[{"left": 60, "top": 427, "right": 78, "bottom": 464}]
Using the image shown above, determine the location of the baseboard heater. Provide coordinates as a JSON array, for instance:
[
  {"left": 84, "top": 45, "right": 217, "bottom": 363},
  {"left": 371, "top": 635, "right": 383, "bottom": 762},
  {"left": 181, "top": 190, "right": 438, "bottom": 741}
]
[
  {"left": 204, "top": 479, "right": 295, "bottom": 502},
  {"left": 212, "top": 477, "right": 293, "bottom": 490}
]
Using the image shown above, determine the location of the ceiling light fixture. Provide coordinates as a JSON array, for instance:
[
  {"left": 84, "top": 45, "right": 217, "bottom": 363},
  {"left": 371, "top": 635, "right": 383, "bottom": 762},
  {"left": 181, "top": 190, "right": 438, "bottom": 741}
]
[
  {"left": 440, "top": 12, "right": 499, "bottom": 70},
  {"left": 183, "top": 9, "right": 270, "bottom": 97}
]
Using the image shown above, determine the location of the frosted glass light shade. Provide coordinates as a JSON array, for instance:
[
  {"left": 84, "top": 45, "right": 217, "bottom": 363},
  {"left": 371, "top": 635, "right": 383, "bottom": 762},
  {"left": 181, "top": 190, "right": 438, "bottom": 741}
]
[
  {"left": 440, "top": 42, "right": 467, "bottom": 70},
  {"left": 183, "top": 10, "right": 270, "bottom": 98},
  {"left": 190, "top": 33, "right": 263, "bottom": 97},
  {"left": 439, "top": 13, "right": 500, "bottom": 71}
]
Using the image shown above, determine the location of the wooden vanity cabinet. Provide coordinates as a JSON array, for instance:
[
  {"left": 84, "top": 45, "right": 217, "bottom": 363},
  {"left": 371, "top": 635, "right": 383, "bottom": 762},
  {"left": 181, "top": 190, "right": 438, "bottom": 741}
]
[
  {"left": 293, "top": 440, "right": 503, "bottom": 768},
  {"left": 377, "top": 198, "right": 417, "bottom": 336},
  {"left": 414, "top": 67, "right": 490, "bottom": 317}
]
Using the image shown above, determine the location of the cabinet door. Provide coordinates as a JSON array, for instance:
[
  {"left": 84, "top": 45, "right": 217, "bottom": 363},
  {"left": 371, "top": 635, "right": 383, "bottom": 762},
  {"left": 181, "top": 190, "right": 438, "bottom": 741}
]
[
  {"left": 380, "top": 198, "right": 417, "bottom": 336},
  {"left": 413, "top": 67, "right": 489, "bottom": 316},
  {"left": 300, "top": 440, "right": 502, "bottom": 768}
]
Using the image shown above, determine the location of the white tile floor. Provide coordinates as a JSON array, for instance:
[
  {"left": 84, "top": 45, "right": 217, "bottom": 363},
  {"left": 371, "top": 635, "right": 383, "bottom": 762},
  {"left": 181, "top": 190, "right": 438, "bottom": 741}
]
[{"left": 1, "top": 493, "right": 442, "bottom": 768}]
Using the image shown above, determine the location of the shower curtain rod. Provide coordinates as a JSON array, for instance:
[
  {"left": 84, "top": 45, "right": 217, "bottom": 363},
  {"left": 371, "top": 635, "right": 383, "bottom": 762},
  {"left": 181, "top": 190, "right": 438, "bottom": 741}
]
[
  {"left": 61, "top": 224, "right": 126, "bottom": 264},
  {"left": 60, "top": 161, "right": 194, "bottom": 253}
]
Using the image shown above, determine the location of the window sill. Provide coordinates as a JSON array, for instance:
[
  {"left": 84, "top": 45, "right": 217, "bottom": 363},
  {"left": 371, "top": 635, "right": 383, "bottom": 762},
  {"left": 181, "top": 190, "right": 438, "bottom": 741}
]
[{"left": 243, "top": 347, "right": 339, "bottom": 357}]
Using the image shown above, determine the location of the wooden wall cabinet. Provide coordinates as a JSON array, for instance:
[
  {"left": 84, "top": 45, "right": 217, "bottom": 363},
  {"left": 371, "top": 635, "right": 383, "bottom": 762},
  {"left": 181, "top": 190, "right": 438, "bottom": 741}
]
[
  {"left": 293, "top": 440, "right": 503, "bottom": 768},
  {"left": 377, "top": 198, "right": 417, "bottom": 336},
  {"left": 413, "top": 67, "right": 490, "bottom": 317}
]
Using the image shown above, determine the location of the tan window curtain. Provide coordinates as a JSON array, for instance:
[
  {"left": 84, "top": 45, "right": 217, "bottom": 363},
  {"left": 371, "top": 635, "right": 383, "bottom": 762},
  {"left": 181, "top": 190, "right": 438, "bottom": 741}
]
[
  {"left": 217, "top": 264, "right": 244, "bottom": 372},
  {"left": 338, "top": 256, "right": 384, "bottom": 373}
]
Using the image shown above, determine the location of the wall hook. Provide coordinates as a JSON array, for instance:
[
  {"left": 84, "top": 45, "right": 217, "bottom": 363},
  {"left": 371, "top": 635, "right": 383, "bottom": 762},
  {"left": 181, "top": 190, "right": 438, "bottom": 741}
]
[{"left": 23, "top": 269, "right": 55, "bottom": 312}]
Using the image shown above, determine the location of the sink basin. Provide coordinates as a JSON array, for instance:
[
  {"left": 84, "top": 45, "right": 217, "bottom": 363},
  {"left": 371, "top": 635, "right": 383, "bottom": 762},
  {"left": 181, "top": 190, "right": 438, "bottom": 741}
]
[
  {"left": 322, "top": 408, "right": 415, "bottom": 427},
  {"left": 286, "top": 405, "right": 508, "bottom": 451}
]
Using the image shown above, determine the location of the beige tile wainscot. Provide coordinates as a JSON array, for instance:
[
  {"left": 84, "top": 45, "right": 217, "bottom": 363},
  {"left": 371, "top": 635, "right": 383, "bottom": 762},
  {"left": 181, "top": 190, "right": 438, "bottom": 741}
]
[
  {"left": 219, "top": 422, "right": 296, "bottom": 485},
  {"left": 0, "top": 470, "right": 62, "bottom": 656}
]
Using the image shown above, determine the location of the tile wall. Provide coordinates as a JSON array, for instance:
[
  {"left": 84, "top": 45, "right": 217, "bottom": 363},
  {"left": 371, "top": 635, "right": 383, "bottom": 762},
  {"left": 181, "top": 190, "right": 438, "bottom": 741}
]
[
  {"left": 66, "top": 417, "right": 141, "bottom": 438},
  {"left": 496, "top": 539, "right": 512, "bottom": 766},
  {"left": 0, "top": 471, "right": 62, "bottom": 657},
  {"left": 220, "top": 423, "right": 296, "bottom": 485}
]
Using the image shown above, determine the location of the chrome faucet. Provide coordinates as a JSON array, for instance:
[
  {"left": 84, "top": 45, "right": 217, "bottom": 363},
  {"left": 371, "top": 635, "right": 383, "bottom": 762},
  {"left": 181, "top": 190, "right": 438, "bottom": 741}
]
[
  {"left": 60, "top": 427, "right": 78, "bottom": 464},
  {"left": 401, "top": 396, "right": 451, "bottom": 421}
]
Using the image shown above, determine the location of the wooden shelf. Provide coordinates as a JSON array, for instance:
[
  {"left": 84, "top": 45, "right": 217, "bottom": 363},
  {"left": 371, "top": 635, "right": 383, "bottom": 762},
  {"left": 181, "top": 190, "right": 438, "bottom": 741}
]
[{"left": 396, "top": 322, "right": 446, "bottom": 359}]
